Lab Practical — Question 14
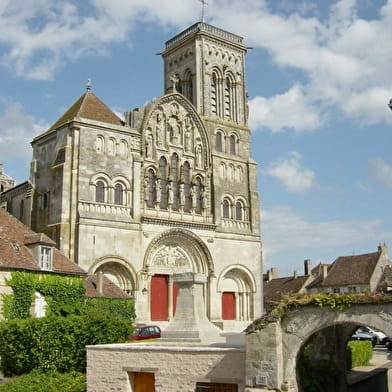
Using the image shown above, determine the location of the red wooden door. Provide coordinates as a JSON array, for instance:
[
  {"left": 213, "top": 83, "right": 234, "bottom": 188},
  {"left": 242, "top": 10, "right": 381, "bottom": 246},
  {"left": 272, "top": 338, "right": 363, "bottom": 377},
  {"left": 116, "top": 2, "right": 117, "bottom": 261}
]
[
  {"left": 222, "top": 292, "right": 236, "bottom": 320},
  {"left": 151, "top": 275, "right": 168, "bottom": 321}
]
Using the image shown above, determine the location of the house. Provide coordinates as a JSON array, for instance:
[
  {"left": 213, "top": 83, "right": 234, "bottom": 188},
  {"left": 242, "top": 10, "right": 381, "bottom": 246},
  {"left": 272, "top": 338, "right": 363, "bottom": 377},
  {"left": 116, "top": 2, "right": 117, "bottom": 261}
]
[
  {"left": 0, "top": 208, "right": 130, "bottom": 317},
  {"left": 307, "top": 243, "right": 391, "bottom": 294},
  {"left": 264, "top": 244, "right": 391, "bottom": 309}
]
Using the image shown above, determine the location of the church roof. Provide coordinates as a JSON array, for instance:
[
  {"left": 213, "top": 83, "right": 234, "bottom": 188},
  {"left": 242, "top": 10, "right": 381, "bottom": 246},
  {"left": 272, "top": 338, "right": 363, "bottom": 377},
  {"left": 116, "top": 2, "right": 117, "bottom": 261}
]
[
  {"left": 48, "top": 91, "right": 123, "bottom": 131},
  {"left": 0, "top": 208, "right": 86, "bottom": 276}
]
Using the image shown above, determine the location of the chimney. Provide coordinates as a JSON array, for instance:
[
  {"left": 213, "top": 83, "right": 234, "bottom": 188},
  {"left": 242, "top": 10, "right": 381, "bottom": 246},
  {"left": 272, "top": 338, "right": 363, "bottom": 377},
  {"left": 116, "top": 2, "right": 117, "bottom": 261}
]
[
  {"left": 293, "top": 270, "right": 297, "bottom": 279},
  {"left": 304, "top": 259, "right": 311, "bottom": 275},
  {"left": 322, "top": 264, "right": 328, "bottom": 280},
  {"left": 267, "top": 268, "right": 278, "bottom": 281},
  {"left": 97, "top": 271, "right": 104, "bottom": 295}
]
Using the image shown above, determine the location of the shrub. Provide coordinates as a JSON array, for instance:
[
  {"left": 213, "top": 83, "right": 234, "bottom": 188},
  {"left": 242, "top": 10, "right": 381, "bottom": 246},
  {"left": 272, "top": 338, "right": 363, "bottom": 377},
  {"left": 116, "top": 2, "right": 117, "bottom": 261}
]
[
  {"left": 83, "top": 298, "right": 135, "bottom": 322},
  {"left": 347, "top": 340, "right": 373, "bottom": 369},
  {"left": 0, "top": 314, "right": 133, "bottom": 376},
  {"left": 0, "top": 370, "right": 86, "bottom": 392}
]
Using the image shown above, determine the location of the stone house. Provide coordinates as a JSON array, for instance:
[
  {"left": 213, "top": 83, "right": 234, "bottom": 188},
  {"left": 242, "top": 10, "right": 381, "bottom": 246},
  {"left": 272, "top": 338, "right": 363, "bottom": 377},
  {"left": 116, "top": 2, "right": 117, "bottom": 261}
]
[{"left": 1, "top": 21, "right": 263, "bottom": 329}]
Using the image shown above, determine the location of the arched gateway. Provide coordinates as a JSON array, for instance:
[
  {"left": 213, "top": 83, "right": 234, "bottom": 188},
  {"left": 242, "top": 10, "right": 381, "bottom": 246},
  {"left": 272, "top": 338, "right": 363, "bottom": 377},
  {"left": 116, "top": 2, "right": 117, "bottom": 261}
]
[
  {"left": 142, "top": 228, "right": 213, "bottom": 322},
  {"left": 245, "top": 299, "right": 392, "bottom": 391}
]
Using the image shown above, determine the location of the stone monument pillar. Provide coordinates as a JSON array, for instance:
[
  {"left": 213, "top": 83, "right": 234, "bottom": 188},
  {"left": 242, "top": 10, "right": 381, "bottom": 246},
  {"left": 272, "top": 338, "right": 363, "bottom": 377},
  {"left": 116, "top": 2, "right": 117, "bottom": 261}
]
[{"left": 161, "top": 272, "right": 223, "bottom": 344}]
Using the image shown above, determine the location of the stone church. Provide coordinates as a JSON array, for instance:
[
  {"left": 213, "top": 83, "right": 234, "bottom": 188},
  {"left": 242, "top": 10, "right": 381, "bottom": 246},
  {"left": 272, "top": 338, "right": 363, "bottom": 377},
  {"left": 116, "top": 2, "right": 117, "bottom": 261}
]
[{"left": 2, "top": 22, "right": 262, "bottom": 328}]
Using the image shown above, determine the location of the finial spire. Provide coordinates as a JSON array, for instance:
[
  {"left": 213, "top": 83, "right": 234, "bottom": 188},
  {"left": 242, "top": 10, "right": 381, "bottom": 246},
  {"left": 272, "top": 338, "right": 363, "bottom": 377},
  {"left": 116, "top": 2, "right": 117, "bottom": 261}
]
[
  {"left": 86, "top": 78, "right": 92, "bottom": 91},
  {"left": 198, "top": 0, "right": 208, "bottom": 22}
]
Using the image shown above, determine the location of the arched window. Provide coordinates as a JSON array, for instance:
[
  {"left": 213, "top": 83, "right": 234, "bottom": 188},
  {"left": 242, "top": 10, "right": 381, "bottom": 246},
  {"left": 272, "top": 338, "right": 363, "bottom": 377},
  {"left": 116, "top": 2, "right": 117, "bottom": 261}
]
[
  {"left": 215, "top": 131, "right": 223, "bottom": 152},
  {"left": 211, "top": 72, "right": 218, "bottom": 115},
  {"left": 146, "top": 169, "right": 156, "bottom": 208},
  {"left": 182, "top": 69, "right": 193, "bottom": 104},
  {"left": 235, "top": 201, "right": 243, "bottom": 221},
  {"left": 171, "top": 153, "right": 179, "bottom": 210},
  {"left": 95, "top": 181, "right": 105, "bottom": 203},
  {"left": 224, "top": 77, "right": 232, "bottom": 120},
  {"left": 183, "top": 161, "right": 191, "bottom": 212},
  {"left": 229, "top": 134, "right": 237, "bottom": 155},
  {"left": 222, "top": 199, "right": 230, "bottom": 219},
  {"left": 159, "top": 157, "right": 168, "bottom": 209},
  {"left": 114, "top": 183, "right": 124, "bottom": 205},
  {"left": 108, "top": 138, "right": 116, "bottom": 156},
  {"left": 119, "top": 140, "right": 127, "bottom": 158},
  {"left": 95, "top": 136, "right": 104, "bottom": 153},
  {"left": 220, "top": 162, "right": 226, "bottom": 179}
]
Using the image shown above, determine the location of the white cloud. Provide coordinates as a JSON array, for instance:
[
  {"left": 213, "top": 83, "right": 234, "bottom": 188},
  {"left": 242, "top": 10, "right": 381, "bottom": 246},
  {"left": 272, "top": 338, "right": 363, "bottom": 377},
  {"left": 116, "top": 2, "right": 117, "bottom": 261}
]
[
  {"left": 1, "top": 0, "right": 392, "bottom": 128},
  {"left": 369, "top": 157, "right": 392, "bottom": 189},
  {"left": 249, "top": 85, "right": 321, "bottom": 132},
  {"left": 0, "top": 100, "right": 46, "bottom": 160},
  {"left": 263, "top": 152, "right": 316, "bottom": 194},
  {"left": 261, "top": 205, "right": 388, "bottom": 258}
]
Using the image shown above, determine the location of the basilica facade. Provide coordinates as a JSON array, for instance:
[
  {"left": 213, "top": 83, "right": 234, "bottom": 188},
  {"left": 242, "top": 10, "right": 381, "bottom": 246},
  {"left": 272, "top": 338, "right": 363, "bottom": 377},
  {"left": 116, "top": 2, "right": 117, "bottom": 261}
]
[{"left": 2, "top": 22, "right": 262, "bottom": 327}]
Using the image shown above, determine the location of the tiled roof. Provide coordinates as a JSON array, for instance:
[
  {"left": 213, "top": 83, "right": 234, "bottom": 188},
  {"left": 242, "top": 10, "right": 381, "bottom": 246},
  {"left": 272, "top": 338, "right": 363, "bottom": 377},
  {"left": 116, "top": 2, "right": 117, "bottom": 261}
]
[
  {"left": 48, "top": 91, "right": 123, "bottom": 131},
  {"left": 0, "top": 208, "right": 86, "bottom": 276},
  {"left": 321, "top": 251, "right": 381, "bottom": 286},
  {"left": 264, "top": 275, "right": 310, "bottom": 304},
  {"left": 85, "top": 274, "right": 131, "bottom": 299}
]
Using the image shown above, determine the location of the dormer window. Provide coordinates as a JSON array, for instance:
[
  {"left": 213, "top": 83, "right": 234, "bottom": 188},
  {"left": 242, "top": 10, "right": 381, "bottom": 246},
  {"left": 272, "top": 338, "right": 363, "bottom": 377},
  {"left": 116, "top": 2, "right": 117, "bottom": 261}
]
[{"left": 39, "top": 246, "right": 52, "bottom": 270}]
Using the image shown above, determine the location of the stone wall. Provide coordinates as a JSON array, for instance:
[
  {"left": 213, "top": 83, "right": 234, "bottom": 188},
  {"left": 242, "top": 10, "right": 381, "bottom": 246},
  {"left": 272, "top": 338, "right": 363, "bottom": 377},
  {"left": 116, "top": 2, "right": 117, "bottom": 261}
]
[{"left": 87, "top": 343, "right": 245, "bottom": 392}]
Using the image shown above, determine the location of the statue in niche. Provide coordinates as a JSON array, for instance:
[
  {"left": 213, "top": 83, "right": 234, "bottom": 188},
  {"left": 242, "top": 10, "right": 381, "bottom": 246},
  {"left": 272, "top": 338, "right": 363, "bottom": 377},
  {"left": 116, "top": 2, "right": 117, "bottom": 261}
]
[
  {"left": 167, "top": 181, "right": 174, "bottom": 205},
  {"left": 168, "top": 116, "right": 181, "bottom": 144},
  {"left": 191, "top": 185, "right": 197, "bottom": 208},
  {"left": 156, "top": 178, "right": 162, "bottom": 204},
  {"left": 144, "top": 177, "right": 149, "bottom": 202},
  {"left": 201, "top": 187, "right": 207, "bottom": 209},
  {"left": 195, "top": 143, "right": 203, "bottom": 168},
  {"left": 179, "top": 183, "right": 185, "bottom": 207},
  {"left": 145, "top": 134, "right": 153, "bottom": 158},
  {"left": 155, "top": 111, "right": 164, "bottom": 147},
  {"left": 184, "top": 120, "right": 193, "bottom": 152}
]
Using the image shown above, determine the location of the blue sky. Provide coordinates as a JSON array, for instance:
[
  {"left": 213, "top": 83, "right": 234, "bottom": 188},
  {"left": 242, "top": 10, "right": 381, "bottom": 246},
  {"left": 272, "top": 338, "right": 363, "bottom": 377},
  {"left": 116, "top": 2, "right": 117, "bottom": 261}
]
[{"left": 1, "top": 0, "right": 392, "bottom": 276}]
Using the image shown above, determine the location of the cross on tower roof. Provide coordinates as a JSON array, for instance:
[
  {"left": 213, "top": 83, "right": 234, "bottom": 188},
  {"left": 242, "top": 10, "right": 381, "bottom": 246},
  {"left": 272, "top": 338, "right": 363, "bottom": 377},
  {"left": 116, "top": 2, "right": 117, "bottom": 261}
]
[{"left": 198, "top": 0, "right": 208, "bottom": 23}]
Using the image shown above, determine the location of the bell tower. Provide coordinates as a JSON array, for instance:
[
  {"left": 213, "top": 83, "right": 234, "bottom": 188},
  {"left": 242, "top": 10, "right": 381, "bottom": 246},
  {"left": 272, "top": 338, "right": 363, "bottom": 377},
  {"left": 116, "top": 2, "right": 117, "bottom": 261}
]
[{"left": 161, "top": 22, "right": 249, "bottom": 126}]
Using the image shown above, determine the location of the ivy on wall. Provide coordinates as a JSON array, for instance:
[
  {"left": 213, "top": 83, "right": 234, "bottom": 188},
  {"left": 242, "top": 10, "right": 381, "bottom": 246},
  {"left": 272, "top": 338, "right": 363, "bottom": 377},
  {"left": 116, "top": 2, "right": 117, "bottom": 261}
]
[{"left": 2, "top": 271, "right": 85, "bottom": 319}]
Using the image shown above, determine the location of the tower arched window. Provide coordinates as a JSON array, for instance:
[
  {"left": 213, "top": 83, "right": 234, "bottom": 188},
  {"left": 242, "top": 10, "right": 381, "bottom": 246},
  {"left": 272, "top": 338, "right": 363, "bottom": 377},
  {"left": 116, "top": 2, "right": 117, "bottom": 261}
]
[
  {"left": 114, "top": 183, "right": 124, "bottom": 205},
  {"left": 216, "top": 131, "right": 223, "bottom": 152},
  {"left": 229, "top": 134, "right": 237, "bottom": 155},
  {"left": 211, "top": 72, "right": 218, "bottom": 115},
  {"left": 182, "top": 69, "right": 193, "bottom": 104},
  {"left": 222, "top": 199, "right": 230, "bottom": 219},
  {"left": 235, "top": 201, "right": 243, "bottom": 221},
  {"left": 159, "top": 156, "right": 168, "bottom": 209},
  {"left": 224, "top": 77, "right": 232, "bottom": 120},
  {"left": 96, "top": 181, "right": 105, "bottom": 203}
]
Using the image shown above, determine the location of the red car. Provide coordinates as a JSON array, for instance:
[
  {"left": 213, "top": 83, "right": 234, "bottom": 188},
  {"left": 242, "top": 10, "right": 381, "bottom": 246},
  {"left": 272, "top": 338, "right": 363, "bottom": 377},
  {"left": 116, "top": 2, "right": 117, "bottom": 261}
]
[{"left": 131, "top": 325, "right": 161, "bottom": 341}]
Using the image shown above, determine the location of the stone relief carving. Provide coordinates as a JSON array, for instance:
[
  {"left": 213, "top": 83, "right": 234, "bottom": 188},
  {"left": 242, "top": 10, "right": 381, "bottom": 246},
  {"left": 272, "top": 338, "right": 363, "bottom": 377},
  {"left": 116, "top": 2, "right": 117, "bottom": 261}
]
[{"left": 153, "top": 246, "right": 189, "bottom": 267}]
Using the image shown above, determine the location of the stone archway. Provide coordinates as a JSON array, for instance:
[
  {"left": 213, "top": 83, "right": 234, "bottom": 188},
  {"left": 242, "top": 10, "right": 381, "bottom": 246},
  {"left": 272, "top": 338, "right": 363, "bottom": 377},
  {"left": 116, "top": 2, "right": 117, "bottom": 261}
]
[
  {"left": 89, "top": 256, "right": 137, "bottom": 296},
  {"left": 217, "top": 265, "right": 256, "bottom": 321},
  {"left": 142, "top": 228, "right": 214, "bottom": 322},
  {"left": 245, "top": 301, "right": 392, "bottom": 391}
]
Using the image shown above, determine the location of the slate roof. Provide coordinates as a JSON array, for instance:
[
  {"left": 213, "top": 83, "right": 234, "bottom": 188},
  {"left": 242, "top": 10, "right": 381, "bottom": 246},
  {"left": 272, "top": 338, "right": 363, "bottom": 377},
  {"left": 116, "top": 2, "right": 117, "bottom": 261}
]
[
  {"left": 85, "top": 274, "right": 131, "bottom": 299},
  {"left": 264, "top": 275, "right": 310, "bottom": 304},
  {"left": 0, "top": 208, "right": 86, "bottom": 276},
  {"left": 321, "top": 251, "right": 381, "bottom": 286},
  {"left": 48, "top": 91, "right": 123, "bottom": 131}
]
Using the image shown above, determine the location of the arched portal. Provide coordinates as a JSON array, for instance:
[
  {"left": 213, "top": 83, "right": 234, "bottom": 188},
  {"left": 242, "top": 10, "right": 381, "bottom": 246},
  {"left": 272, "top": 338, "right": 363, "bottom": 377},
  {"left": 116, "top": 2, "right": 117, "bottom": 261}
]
[
  {"left": 143, "top": 228, "right": 214, "bottom": 322},
  {"left": 89, "top": 257, "right": 137, "bottom": 296},
  {"left": 218, "top": 265, "right": 256, "bottom": 321}
]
